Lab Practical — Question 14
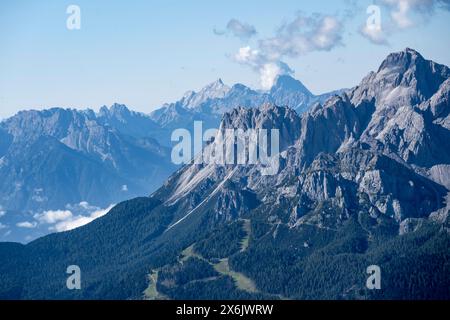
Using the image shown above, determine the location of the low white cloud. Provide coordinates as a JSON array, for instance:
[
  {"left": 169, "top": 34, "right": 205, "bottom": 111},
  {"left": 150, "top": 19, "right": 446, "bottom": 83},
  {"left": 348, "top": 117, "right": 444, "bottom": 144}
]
[
  {"left": 260, "top": 63, "right": 283, "bottom": 90},
  {"left": 53, "top": 216, "right": 93, "bottom": 232},
  {"left": 234, "top": 46, "right": 294, "bottom": 89},
  {"left": 30, "top": 202, "right": 115, "bottom": 233},
  {"left": 234, "top": 46, "right": 260, "bottom": 65},
  {"left": 51, "top": 204, "right": 114, "bottom": 232},
  {"left": 16, "top": 221, "right": 37, "bottom": 228},
  {"left": 0, "top": 222, "right": 7, "bottom": 229},
  {"left": 261, "top": 63, "right": 294, "bottom": 90},
  {"left": 34, "top": 209, "right": 72, "bottom": 224},
  {"left": 79, "top": 201, "right": 90, "bottom": 209}
]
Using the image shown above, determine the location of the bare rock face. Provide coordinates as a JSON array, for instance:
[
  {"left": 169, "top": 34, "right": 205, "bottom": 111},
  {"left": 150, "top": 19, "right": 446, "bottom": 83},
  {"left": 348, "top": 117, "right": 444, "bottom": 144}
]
[
  {"left": 212, "top": 180, "right": 259, "bottom": 223},
  {"left": 221, "top": 104, "right": 301, "bottom": 151},
  {"left": 399, "top": 218, "right": 424, "bottom": 235},
  {"left": 159, "top": 48, "right": 450, "bottom": 234}
]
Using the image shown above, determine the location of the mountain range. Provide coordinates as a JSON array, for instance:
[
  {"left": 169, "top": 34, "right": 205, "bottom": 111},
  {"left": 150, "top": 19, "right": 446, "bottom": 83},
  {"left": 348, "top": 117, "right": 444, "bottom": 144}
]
[
  {"left": 0, "top": 48, "right": 449, "bottom": 300},
  {"left": 149, "top": 76, "right": 343, "bottom": 136},
  {"left": 0, "top": 75, "right": 340, "bottom": 243}
]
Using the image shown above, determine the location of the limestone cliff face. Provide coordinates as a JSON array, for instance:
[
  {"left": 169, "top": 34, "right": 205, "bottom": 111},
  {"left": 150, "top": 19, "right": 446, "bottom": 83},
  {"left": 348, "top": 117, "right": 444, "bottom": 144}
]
[{"left": 157, "top": 49, "right": 450, "bottom": 233}]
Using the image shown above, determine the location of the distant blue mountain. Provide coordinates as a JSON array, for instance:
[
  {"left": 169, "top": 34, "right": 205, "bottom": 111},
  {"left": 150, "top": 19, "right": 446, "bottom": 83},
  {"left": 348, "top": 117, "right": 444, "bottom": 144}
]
[{"left": 0, "top": 106, "right": 176, "bottom": 242}]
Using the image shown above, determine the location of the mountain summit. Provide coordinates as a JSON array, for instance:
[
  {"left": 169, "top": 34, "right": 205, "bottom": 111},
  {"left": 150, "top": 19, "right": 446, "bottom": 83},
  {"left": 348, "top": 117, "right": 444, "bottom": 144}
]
[
  {"left": 271, "top": 74, "right": 312, "bottom": 94},
  {"left": 352, "top": 48, "right": 450, "bottom": 108},
  {"left": 269, "top": 75, "right": 315, "bottom": 114},
  {"left": 181, "top": 79, "right": 231, "bottom": 110}
]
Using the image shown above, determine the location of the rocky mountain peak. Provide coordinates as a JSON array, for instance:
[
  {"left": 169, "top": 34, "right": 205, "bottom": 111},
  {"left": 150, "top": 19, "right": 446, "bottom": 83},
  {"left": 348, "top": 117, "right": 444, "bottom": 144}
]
[
  {"left": 98, "top": 103, "right": 132, "bottom": 121},
  {"left": 377, "top": 47, "right": 424, "bottom": 73},
  {"left": 229, "top": 83, "right": 253, "bottom": 93},
  {"left": 202, "top": 78, "right": 229, "bottom": 95},
  {"left": 109, "top": 103, "right": 131, "bottom": 115},
  {"left": 182, "top": 79, "right": 231, "bottom": 110},
  {"left": 212, "top": 78, "right": 224, "bottom": 86},
  {"left": 351, "top": 48, "right": 450, "bottom": 109},
  {"left": 271, "top": 74, "right": 312, "bottom": 95}
]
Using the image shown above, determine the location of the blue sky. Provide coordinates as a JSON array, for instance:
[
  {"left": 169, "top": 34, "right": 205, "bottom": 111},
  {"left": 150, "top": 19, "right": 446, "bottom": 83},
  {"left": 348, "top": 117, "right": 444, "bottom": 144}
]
[{"left": 0, "top": 0, "right": 449, "bottom": 119}]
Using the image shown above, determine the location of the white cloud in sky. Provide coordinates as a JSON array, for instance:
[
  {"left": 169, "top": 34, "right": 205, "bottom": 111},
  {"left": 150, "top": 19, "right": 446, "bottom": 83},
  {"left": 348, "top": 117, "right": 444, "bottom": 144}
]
[
  {"left": 29, "top": 202, "right": 115, "bottom": 233},
  {"left": 53, "top": 216, "right": 93, "bottom": 232},
  {"left": 259, "top": 13, "right": 344, "bottom": 59},
  {"left": 214, "top": 18, "right": 257, "bottom": 40},
  {"left": 79, "top": 201, "right": 90, "bottom": 209},
  {"left": 51, "top": 204, "right": 114, "bottom": 232},
  {"left": 231, "top": 12, "right": 344, "bottom": 89},
  {"left": 234, "top": 46, "right": 294, "bottom": 89},
  {"left": 360, "top": 23, "right": 388, "bottom": 45},
  {"left": 360, "top": 0, "right": 450, "bottom": 44},
  {"left": 234, "top": 46, "right": 260, "bottom": 65},
  {"left": 260, "top": 63, "right": 284, "bottom": 90},
  {"left": 16, "top": 221, "right": 37, "bottom": 228},
  {"left": 0, "top": 222, "right": 7, "bottom": 229},
  {"left": 226, "top": 19, "right": 257, "bottom": 39},
  {"left": 261, "top": 63, "right": 294, "bottom": 90},
  {"left": 34, "top": 209, "right": 73, "bottom": 224}
]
